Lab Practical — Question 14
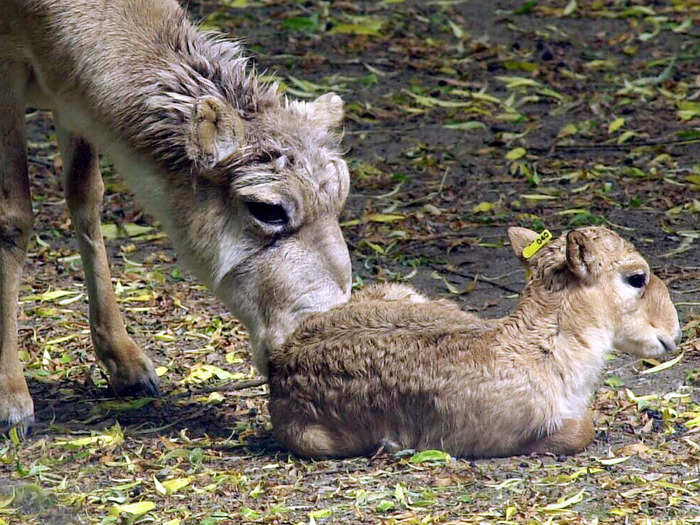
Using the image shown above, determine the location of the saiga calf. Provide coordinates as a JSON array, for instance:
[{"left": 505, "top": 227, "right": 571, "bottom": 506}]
[{"left": 269, "top": 227, "right": 682, "bottom": 458}]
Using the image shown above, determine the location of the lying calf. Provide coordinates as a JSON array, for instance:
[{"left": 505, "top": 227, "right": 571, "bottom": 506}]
[{"left": 268, "top": 227, "right": 681, "bottom": 458}]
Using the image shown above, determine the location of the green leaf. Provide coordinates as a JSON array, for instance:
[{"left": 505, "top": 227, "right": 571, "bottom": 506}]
[
  {"left": 409, "top": 449, "right": 451, "bottom": 464},
  {"left": 608, "top": 117, "right": 625, "bottom": 134},
  {"left": 506, "top": 147, "right": 527, "bottom": 160},
  {"left": 375, "top": 500, "right": 396, "bottom": 512},
  {"left": 282, "top": 14, "right": 320, "bottom": 33},
  {"left": 677, "top": 101, "right": 700, "bottom": 121},
  {"left": 240, "top": 507, "right": 261, "bottom": 519},
  {"left": 514, "top": 0, "right": 537, "bottom": 14},
  {"left": 472, "top": 201, "right": 494, "bottom": 214},
  {"left": 99, "top": 398, "right": 155, "bottom": 411},
  {"left": 330, "top": 18, "right": 384, "bottom": 37},
  {"left": 604, "top": 376, "right": 625, "bottom": 388},
  {"left": 309, "top": 508, "right": 332, "bottom": 519}
]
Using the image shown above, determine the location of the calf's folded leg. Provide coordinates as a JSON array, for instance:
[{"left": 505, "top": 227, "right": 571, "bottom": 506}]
[{"left": 524, "top": 410, "right": 595, "bottom": 456}]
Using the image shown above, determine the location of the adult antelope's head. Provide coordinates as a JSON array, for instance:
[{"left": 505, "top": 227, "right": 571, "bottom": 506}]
[
  {"left": 182, "top": 92, "right": 351, "bottom": 374},
  {"left": 508, "top": 226, "right": 682, "bottom": 358},
  {"left": 141, "top": 81, "right": 351, "bottom": 375}
]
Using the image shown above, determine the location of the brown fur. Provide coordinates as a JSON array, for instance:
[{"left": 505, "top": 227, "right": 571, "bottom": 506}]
[
  {"left": 0, "top": 0, "right": 352, "bottom": 432},
  {"left": 269, "top": 227, "right": 681, "bottom": 459}
]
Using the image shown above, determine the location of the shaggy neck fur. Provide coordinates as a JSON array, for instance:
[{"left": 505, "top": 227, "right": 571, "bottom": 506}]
[{"left": 89, "top": 8, "right": 281, "bottom": 177}]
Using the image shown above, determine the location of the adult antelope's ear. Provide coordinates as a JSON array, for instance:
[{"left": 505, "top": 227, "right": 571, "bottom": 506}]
[
  {"left": 311, "top": 92, "right": 344, "bottom": 129},
  {"left": 566, "top": 229, "right": 596, "bottom": 281},
  {"left": 186, "top": 96, "right": 246, "bottom": 172},
  {"left": 508, "top": 227, "right": 540, "bottom": 263}
]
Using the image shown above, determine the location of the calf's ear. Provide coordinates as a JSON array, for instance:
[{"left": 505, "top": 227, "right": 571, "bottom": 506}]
[
  {"left": 566, "top": 229, "right": 597, "bottom": 281},
  {"left": 507, "top": 227, "right": 540, "bottom": 262},
  {"left": 186, "top": 96, "right": 246, "bottom": 171},
  {"left": 311, "top": 92, "right": 344, "bottom": 129}
]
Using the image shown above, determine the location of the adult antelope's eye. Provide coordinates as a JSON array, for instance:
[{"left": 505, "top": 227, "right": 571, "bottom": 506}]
[
  {"left": 625, "top": 273, "right": 647, "bottom": 288},
  {"left": 245, "top": 201, "right": 288, "bottom": 226}
]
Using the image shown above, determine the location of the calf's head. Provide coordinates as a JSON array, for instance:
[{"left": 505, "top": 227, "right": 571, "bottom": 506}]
[
  {"left": 508, "top": 226, "right": 681, "bottom": 358},
  {"left": 171, "top": 91, "right": 351, "bottom": 375}
]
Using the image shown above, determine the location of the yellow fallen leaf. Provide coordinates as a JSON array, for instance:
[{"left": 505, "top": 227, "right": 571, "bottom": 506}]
[
  {"left": 506, "top": 147, "right": 527, "bottom": 160},
  {"left": 496, "top": 76, "right": 540, "bottom": 89},
  {"left": 557, "top": 123, "right": 577, "bottom": 138},
  {"left": 541, "top": 488, "right": 585, "bottom": 511},
  {"left": 110, "top": 501, "right": 155, "bottom": 517},
  {"left": 160, "top": 477, "right": 192, "bottom": 494},
  {"left": 366, "top": 213, "right": 405, "bottom": 223},
  {"left": 608, "top": 117, "right": 625, "bottom": 134},
  {"left": 205, "top": 392, "right": 225, "bottom": 404},
  {"left": 185, "top": 364, "right": 244, "bottom": 384},
  {"left": 472, "top": 201, "right": 494, "bottom": 213},
  {"left": 56, "top": 423, "right": 123, "bottom": 448},
  {"left": 597, "top": 456, "right": 630, "bottom": 465},
  {"left": 640, "top": 352, "right": 684, "bottom": 375},
  {"left": 329, "top": 19, "right": 384, "bottom": 37},
  {"left": 22, "top": 289, "right": 81, "bottom": 303}
]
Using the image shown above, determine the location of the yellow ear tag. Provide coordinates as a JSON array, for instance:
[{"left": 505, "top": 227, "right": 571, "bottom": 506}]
[{"left": 522, "top": 229, "right": 552, "bottom": 259}]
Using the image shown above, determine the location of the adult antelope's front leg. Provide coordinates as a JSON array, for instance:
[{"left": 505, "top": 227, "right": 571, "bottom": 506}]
[
  {"left": 55, "top": 124, "right": 159, "bottom": 397},
  {"left": 0, "top": 61, "right": 34, "bottom": 435}
]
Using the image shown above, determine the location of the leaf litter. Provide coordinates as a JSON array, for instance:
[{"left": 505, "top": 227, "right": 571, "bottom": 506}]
[{"left": 2, "top": 0, "right": 699, "bottom": 523}]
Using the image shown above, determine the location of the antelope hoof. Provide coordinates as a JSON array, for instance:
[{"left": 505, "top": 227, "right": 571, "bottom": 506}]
[
  {"left": 0, "top": 385, "right": 35, "bottom": 439},
  {"left": 0, "top": 414, "right": 35, "bottom": 440},
  {"left": 106, "top": 354, "right": 160, "bottom": 398}
]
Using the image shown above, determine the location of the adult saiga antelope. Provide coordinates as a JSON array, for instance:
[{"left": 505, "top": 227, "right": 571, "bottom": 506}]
[
  {"left": 269, "top": 227, "right": 682, "bottom": 459},
  {"left": 0, "top": 0, "right": 352, "bottom": 433}
]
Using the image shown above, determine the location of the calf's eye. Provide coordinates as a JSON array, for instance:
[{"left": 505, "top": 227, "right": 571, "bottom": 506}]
[
  {"left": 246, "top": 201, "right": 288, "bottom": 226},
  {"left": 625, "top": 273, "right": 647, "bottom": 288}
]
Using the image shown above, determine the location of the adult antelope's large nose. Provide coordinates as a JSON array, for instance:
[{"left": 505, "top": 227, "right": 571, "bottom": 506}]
[
  {"left": 673, "top": 326, "right": 682, "bottom": 346},
  {"left": 657, "top": 334, "right": 677, "bottom": 353},
  {"left": 303, "top": 217, "right": 352, "bottom": 297}
]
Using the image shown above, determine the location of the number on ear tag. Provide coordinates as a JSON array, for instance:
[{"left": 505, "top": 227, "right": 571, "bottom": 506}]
[{"left": 522, "top": 229, "right": 552, "bottom": 259}]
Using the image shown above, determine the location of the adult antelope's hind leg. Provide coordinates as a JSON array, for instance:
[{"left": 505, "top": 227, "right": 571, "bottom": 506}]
[
  {"left": 0, "top": 61, "right": 34, "bottom": 435},
  {"left": 55, "top": 124, "right": 159, "bottom": 397}
]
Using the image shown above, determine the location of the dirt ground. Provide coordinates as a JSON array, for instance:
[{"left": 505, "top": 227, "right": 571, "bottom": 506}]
[{"left": 1, "top": 1, "right": 699, "bottom": 523}]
